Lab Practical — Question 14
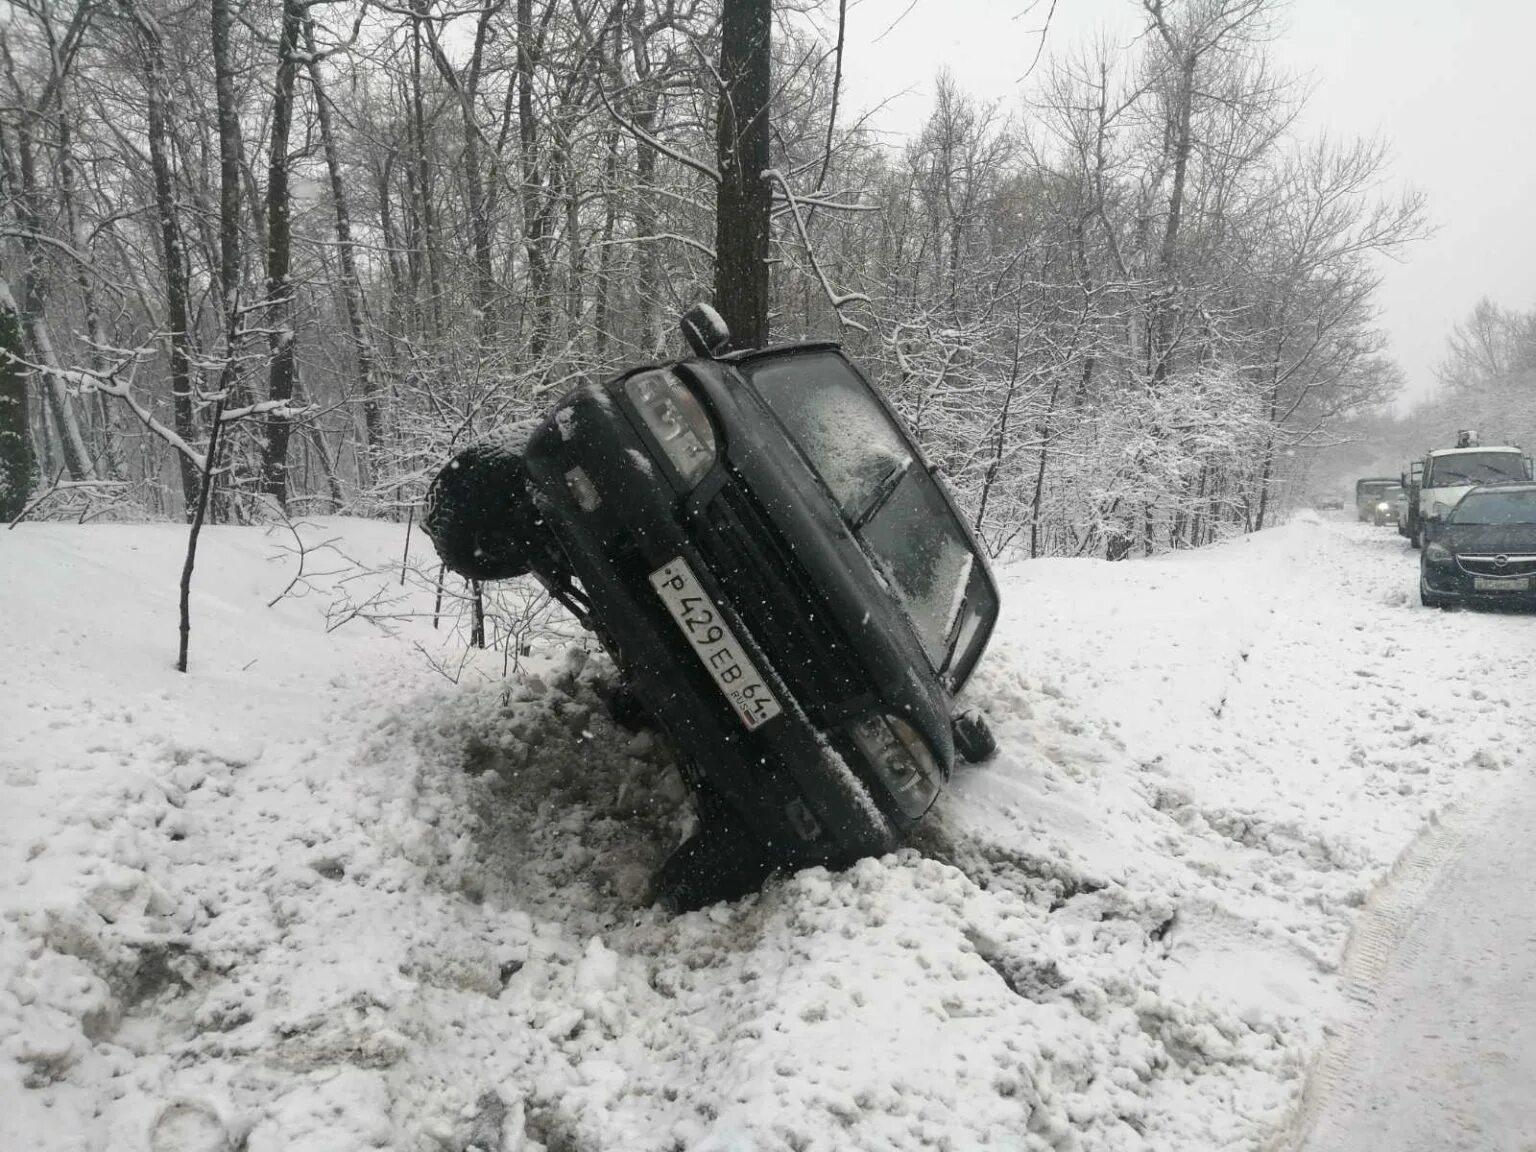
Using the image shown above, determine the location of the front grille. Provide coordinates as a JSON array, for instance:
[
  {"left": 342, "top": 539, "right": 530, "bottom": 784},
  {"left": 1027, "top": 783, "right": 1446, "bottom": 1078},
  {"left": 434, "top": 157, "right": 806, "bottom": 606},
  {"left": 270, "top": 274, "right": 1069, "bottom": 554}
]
[
  {"left": 1457, "top": 554, "right": 1536, "bottom": 578},
  {"left": 693, "top": 479, "right": 865, "bottom": 714}
]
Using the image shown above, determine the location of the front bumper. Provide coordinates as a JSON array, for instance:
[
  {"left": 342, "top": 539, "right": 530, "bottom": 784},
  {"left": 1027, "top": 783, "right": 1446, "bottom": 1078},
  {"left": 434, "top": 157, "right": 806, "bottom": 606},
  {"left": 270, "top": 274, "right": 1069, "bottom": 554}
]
[
  {"left": 523, "top": 385, "right": 894, "bottom": 861},
  {"left": 1421, "top": 563, "right": 1536, "bottom": 607}
]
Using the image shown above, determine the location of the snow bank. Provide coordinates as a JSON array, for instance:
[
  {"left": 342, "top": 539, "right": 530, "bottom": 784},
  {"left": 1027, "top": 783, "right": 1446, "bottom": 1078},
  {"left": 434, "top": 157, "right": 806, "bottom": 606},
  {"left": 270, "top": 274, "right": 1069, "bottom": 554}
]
[{"left": 2, "top": 515, "right": 1532, "bottom": 1151}]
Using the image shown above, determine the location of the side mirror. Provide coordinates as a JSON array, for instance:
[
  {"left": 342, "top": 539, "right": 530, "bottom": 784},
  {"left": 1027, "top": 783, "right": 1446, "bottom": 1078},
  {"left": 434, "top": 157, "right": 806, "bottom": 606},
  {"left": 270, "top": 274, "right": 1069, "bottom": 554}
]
[
  {"left": 680, "top": 303, "right": 731, "bottom": 359},
  {"left": 1525, "top": 456, "right": 1533, "bottom": 480},
  {"left": 1430, "top": 502, "right": 1450, "bottom": 521}
]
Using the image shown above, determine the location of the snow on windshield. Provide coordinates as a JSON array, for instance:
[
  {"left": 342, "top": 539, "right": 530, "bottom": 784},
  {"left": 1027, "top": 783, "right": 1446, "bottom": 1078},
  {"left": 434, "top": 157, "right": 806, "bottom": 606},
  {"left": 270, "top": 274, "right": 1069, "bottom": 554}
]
[
  {"left": 748, "top": 353, "right": 912, "bottom": 520},
  {"left": 749, "top": 353, "right": 976, "bottom": 665},
  {"left": 861, "top": 471, "right": 977, "bottom": 666}
]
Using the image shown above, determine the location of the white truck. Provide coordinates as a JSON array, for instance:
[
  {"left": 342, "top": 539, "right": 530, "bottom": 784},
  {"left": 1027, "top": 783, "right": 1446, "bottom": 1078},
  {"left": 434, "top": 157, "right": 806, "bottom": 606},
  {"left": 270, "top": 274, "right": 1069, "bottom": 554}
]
[{"left": 1401, "top": 431, "right": 1533, "bottom": 548}]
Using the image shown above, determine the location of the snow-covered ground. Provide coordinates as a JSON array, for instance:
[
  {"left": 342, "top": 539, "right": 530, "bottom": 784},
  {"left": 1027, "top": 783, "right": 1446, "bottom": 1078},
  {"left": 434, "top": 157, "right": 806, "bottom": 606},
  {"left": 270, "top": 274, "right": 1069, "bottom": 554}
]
[{"left": 3, "top": 514, "right": 1532, "bottom": 1152}]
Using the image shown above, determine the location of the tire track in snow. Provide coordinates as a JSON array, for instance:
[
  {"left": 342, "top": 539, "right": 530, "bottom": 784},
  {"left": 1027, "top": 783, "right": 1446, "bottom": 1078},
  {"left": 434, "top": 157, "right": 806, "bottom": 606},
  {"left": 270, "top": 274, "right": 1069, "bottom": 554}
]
[{"left": 1271, "top": 792, "right": 1484, "bottom": 1152}]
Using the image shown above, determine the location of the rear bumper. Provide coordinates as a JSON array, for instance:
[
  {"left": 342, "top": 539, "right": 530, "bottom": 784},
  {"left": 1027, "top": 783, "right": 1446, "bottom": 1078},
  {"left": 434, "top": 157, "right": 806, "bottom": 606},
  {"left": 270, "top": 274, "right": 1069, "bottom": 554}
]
[{"left": 523, "top": 386, "right": 893, "bottom": 861}]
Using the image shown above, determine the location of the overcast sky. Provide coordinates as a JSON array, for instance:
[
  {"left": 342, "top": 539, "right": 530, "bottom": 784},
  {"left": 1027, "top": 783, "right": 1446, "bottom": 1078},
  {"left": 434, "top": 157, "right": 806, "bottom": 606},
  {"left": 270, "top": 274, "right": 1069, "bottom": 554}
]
[{"left": 836, "top": 0, "right": 1536, "bottom": 405}]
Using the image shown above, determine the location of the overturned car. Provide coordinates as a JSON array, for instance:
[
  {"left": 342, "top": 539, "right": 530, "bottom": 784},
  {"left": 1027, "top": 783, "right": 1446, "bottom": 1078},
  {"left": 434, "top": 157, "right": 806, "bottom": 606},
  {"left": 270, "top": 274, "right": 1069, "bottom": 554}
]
[{"left": 423, "top": 307, "right": 999, "bottom": 910}]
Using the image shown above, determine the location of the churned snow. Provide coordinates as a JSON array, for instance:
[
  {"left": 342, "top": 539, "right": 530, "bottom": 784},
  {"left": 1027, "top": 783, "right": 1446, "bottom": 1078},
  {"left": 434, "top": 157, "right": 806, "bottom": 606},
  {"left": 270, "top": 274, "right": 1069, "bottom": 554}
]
[{"left": 2, "top": 513, "right": 1532, "bottom": 1152}]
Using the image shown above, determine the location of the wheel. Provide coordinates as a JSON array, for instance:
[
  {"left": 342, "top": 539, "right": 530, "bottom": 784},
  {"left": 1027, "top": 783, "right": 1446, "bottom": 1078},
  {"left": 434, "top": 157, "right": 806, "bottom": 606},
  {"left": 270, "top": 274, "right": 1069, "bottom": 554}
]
[
  {"left": 952, "top": 709, "right": 997, "bottom": 763},
  {"left": 1420, "top": 578, "right": 1452, "bottom": 609},
  {"left": 602, "top": 681, "right": 651, "bottom": 732},
  {"left": 423, "top": 420, "right": 555, "bottom": 582},
  {"left": 1410, "top": 526, "right": 1421, "bottom": 550},
  {"left": 652, "top": 808, "right": 776, "bottom": 913}
]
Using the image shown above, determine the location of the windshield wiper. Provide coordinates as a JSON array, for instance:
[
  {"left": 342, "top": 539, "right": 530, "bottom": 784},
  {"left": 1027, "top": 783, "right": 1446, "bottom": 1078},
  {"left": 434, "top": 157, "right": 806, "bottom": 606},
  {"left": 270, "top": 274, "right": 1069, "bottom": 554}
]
[{"left": 852, "top": 456, "right": 913, "bottom": 529}]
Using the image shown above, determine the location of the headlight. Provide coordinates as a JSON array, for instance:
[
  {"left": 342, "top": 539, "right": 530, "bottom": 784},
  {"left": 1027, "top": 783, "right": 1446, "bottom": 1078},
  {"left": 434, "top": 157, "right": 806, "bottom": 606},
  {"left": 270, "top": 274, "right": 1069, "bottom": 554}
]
[
  {"left": 624, "top": 370, "right": 717, "bottom": 488},
  {"left": 1424, "top": 542, "right": 1454, "bottom": 564},
  {"left": 848, "top": 714, "right": 942, "bottom": 819},
  {"left": 1376, "top": 502, "right": 1391, "bottom": 512}
]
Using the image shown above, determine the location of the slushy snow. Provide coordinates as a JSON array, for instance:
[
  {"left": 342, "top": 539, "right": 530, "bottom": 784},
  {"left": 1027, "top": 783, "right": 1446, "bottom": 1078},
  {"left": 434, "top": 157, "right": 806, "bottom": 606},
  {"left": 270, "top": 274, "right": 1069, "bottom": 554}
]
[{"left": 2, "top": 514, "right": 1531, "bottom": 1151}]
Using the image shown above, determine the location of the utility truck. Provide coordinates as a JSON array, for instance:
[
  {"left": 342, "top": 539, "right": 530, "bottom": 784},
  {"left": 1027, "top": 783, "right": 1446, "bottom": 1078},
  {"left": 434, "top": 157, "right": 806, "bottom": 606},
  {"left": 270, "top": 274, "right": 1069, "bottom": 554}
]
[{"left": 1400, "top": 431, "right": 1533, "bottom": 548}]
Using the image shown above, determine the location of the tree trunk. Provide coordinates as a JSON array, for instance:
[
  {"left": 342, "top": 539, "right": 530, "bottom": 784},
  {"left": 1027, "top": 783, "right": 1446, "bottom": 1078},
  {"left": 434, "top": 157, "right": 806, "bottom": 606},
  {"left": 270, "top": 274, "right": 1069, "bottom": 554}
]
[
  {"left": 258, "top": 0, "right": 303, "bottom": 506},
  {"left": 132, "top": 15, "right": 202, "bottom": 514},
  {"left": 10, "top": 120, "right": 95, "bottom": 481},
  {"left": 713, "top": 0, "right": 772, "bottom": 351},
  {"left": 304, "top": 17, "right": 381, "bottom": 474},
  {"left": 0, "top": 279, "right": 34, "bottom": 519},
  {"left": 517, "top": 0, "right": 552, "bottom": 356}
]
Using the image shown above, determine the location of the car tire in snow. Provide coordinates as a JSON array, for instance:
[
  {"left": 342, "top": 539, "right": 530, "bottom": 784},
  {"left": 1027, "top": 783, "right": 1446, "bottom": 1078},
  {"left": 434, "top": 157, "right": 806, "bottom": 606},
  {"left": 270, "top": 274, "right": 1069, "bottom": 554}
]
[
  {"left": 1419, "top": 579, "right": 1453, "bottom": 610},
  {"left": 602, "top": 680, "right": 651, "bottom": 732},
  {"left": 653, "top": 808, "right": 777, "bottom": 913},
  {"left": 952, "top": 709, "right": 997, "bottom": 763},
  {"left": 423, "top": 420, "right": 556, "bottom": 582}
]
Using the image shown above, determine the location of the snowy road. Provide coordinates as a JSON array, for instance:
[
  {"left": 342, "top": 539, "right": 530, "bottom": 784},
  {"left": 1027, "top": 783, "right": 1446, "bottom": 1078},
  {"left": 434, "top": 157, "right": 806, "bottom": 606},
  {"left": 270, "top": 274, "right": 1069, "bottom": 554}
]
[
  {"left": 1298, "top": 766, "right": 1536, "bottom": 1152},
  {"left": 4, "top": 514, "right": 1535, "bottom": 1151}
]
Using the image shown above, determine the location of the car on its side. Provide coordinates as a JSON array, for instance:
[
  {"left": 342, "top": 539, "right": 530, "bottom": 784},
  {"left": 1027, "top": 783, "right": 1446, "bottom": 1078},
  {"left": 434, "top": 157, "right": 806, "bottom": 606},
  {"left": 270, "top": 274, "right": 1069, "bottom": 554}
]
[
  {"left": 423, "top": 306, "right": 1000, "bottom": 910},
  {"left": 1420, "top": 481, "right": 1536, "bottom": 609}
]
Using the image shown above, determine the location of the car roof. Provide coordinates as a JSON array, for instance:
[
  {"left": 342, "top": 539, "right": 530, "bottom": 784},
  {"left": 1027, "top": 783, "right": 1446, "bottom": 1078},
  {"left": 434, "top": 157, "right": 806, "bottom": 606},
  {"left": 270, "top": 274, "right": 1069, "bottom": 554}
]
[
  {"left": 1467, "top": 480, "right": 1536, "bottom": 493},
  {"left": 1428, "top": 445, "right": 1524, "bottom": 456}
]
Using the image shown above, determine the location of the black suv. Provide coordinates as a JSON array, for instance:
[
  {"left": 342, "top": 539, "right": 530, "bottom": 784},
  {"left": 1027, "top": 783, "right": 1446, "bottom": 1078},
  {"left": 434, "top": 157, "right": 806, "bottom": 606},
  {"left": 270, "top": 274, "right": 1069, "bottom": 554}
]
[{"left": 424, "top": 308, "right": 1000, "bottom": 909}]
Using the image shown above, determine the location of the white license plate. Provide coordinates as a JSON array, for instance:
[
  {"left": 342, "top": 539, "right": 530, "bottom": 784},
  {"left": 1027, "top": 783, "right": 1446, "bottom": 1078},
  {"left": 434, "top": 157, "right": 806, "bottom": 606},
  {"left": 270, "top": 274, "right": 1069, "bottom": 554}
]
[
  {"left": 1474, "top": 576, "right": 1530, "bottom": 591},
  {"left": 649, "top": 557, "right": 782, "bottom": 731}
]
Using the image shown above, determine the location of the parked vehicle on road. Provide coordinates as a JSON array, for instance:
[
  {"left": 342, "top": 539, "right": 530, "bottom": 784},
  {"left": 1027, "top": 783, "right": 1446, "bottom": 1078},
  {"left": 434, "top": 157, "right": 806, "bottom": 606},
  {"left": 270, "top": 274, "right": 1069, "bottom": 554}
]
[
  {"left": 1420, "top": 482, "right": 1536, "bottom": 608},
  {"left": 1400, "top": 431, "right": 1532, "bottom": 548},
  {"left": 1312, "top": 492, "right": 1345, "bottom": 511},
  {"left": 423, "top": 306, "right": 1000, "bottom": 910},
  {"left": 1354, "top": 477, "right": 1400, "bottom": 522}
]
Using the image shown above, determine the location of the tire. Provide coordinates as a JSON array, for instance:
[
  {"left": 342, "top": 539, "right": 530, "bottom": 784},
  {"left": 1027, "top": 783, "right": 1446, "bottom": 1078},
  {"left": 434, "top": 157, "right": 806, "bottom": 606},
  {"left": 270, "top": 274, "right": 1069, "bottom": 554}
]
[
  {"left": 423, "top": 421, "right": 553, "bottom": 582},
  {"left": 1420, "top": 578, "right": 1452, "bottom": 609},
  {"left": 952, "top": 709, "right": 997, "bottom": 763},
  {"left": 653, "top": 809, "right": 776, "bottom": 913},
  {"left": 1410, "top": 526, "right": 1422, "bottom": 550},
  {"left": 602, "top": 681, "right": 651, "bottom": 732}
]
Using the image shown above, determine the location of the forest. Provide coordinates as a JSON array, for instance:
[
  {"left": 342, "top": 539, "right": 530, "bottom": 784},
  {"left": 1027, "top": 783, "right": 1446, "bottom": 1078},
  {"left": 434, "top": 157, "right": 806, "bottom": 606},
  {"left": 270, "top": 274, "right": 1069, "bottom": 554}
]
[{"left": 0, "top": 0, "right": 1427, "bottom": 559}]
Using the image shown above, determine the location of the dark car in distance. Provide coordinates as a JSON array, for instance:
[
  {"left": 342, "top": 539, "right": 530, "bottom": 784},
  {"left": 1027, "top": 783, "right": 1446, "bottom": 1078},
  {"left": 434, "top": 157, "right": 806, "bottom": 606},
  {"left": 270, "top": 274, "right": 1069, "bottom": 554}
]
[
  {"left": 1355, "top": 477, "right": 1400, "bottom": 523},
  {"left": 1420, "top": 482, "right": 1536, "bottom": 609},
  {"left": 423, "top": 307, "right": 1000, "bottom": 910}
]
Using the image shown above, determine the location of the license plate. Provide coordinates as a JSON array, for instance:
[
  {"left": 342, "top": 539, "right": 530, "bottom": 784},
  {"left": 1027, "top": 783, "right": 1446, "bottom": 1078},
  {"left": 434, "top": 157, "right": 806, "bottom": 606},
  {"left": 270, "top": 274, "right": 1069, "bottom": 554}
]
[
  {"left": 1474, "top": 576, "right": 1530, "bottom": 591},
  {"left": 649, "top": 557, "right": 782, "bottom": 731}
]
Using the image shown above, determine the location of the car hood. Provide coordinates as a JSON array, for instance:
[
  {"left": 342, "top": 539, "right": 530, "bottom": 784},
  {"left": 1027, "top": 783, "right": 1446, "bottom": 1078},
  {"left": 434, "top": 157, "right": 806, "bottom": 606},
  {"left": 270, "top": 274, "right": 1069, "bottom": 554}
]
[{"left": 1441, "top": 523, "right": 1536, "bottom": 554}]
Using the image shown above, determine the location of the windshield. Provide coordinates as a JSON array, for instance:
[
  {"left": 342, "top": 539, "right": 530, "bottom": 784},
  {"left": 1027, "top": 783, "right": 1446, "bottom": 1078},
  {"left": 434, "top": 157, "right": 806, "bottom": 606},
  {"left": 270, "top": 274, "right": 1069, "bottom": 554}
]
[
  {"left": 1449, "top": 489, "right": 1536, "bottom": 526},
  {"left": 1427, "top": 452, "right": 1525, "bottom": 487},
  {"left": 748, "top": 351, "right": 995, "bottom": 673},
  {"left": 1356, "top": 480, "right": 1395, "bottom": 497},
  {"left": 748, "top": 352, "right": 912, "bottom": 521}
]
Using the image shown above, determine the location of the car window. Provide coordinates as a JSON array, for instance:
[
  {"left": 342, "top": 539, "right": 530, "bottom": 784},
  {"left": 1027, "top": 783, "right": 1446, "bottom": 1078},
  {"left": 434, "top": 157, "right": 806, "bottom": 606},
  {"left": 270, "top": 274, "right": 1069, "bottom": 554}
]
[
  {"left": 1427, "top": 452, "right": 1525, "bottom": 486},
  {"left": 1449, "top": 490, "right": 1536, "bottom": 525},
  {"left": 860, "top": 468, "right": 979, "bottom": 668},
  {"left": 747, "top": 352, "right": 913, "bottom": 521}
]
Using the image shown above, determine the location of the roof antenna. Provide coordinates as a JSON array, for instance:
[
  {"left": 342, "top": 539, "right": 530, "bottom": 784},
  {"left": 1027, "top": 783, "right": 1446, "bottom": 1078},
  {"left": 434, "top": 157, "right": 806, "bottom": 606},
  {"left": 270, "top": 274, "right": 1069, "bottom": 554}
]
[{"left": 680, "top": 303, "right": 731, "bottom": 359}]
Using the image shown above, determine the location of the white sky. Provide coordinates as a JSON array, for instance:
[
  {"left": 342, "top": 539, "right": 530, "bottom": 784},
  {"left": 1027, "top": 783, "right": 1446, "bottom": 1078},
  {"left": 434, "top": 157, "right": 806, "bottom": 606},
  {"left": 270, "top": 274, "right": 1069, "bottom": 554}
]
[{"left": 837, "top": 0, "right": 1536, "bottom": 403}]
